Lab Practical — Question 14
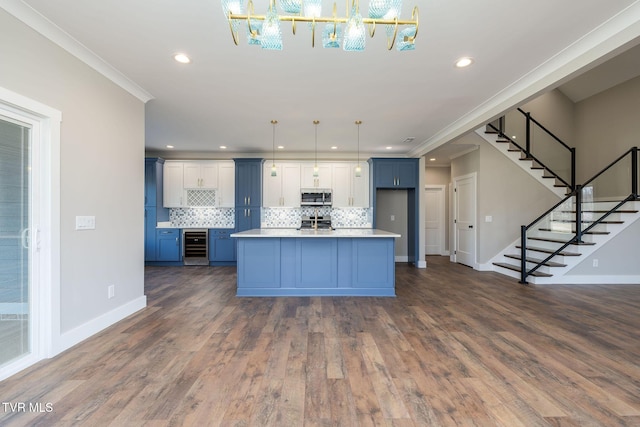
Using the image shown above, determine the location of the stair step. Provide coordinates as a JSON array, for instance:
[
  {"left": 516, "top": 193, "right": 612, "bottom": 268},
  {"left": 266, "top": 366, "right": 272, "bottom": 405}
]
[
  {"left": 528, "top": 236, "right": 595, "bottom": 245},
  {"left": 485, "top": 129, "right": 499, "bottom": 134},
  {"left": 496, "top": 139, "right": 510, "bottom": 143},
  {"left": 493, "top": 262, "right": 553, "bottom": 277},
  {"left": 551, "top": 219, "right": 624, "bottom": 224},
  {"left": 504, "top": 254, "right": 566, "bottom": 267},
  {"left": 538, "top": 228, "right": 608, "bottom": 235},
  {"left": 516, "top": 245, "right": 581, "bottom": 256},
  {"left": 508, "top": 148, "right": 521, "bottom": 152},
  {"left": 561, "top": 209, "right": 639, "bottom": 214},
  {"left": 519, "top": 157, "right": 534, "bottom": 161},
  {"left": 538, "top": 228, "right": 609, "bottom": 235}
]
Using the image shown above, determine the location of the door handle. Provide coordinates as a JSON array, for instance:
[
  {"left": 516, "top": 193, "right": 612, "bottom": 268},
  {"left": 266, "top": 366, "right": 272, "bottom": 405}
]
[{"left": 469, "top": 225, "right": 473, "bottom": 228}]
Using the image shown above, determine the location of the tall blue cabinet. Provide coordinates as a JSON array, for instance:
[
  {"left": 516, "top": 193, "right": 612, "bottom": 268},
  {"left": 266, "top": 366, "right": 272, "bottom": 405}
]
[
  {"left": 144, "top": 158, "right": 171, "bottom": 262},
  {"left": 234, "top": 158, "right": 262, "bottom": 232},
  {"left": 369, "top": 158, "right": 420, "bottom": 265}
]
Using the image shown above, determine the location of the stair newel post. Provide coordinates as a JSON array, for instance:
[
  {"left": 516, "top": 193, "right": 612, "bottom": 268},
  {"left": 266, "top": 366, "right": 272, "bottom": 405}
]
[
  {"left": 570, "top": 147, "right": 576, "bottom": 191},
  {"left": 525, "top": 112, "right": 532, "bottom": 157},
  {"left": 632, "top": 147, "right": 638, "bottom": 198},
  {"left": 575, "top": 185, "right": 583, "bottom": 244},
  {"left": 519, "top": 225, "right": 527, "bottom": 284}
]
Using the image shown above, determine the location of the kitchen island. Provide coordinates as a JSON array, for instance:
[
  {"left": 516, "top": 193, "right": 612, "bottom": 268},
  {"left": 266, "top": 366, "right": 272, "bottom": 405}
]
[{"left": 230, "top": 228, "right": 400, "bottom": 297}]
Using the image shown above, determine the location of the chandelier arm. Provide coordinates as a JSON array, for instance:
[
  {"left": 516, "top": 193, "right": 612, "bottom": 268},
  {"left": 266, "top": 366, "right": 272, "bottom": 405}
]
[
  {"left": 368, "top": 20, "right": 376, "bottom": 38},
  {"left": 312, "top": 17, "right": 316, "bottom": 47},
  {"left": 387, "top": 17, "right": 399, "bottom": 50},
  {"left": 246, "top": 1, "right": 255, "bottom": 39},
  {"left": 227, "top": 12, "right": 240, "bottom": 46},
  {"left": 412, "top": 6, "right": 419, "bottom": 39},
  {"left": 292, "top": 17, "right": 297, "bottom": 34}
]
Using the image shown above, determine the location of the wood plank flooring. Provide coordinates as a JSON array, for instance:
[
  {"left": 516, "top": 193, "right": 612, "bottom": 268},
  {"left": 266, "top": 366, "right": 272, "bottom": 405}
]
[{"left": 1, "top": 256, "right": 639, "bottom": 426}]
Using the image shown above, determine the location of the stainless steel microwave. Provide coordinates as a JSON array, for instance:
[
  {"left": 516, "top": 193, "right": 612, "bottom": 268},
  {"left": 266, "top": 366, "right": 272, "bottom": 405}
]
[{"left": 300, "top": 189, "right": 332, "bottom": 206}]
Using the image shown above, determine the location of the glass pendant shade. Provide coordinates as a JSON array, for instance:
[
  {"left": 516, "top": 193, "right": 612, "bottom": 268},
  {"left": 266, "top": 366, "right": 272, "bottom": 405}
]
[
  {"left": 322, "top": 24, "right": 341, "bottom": 48},
  {"left": 397, "top": 26, "right": 416, "bottom": 51},
  {"left": 280, "top": 0, "right": 302, "bottom": 14},
  {"left": 303, "top": 0, "right": 322, "bottom": 18},
  {"left": 221, "top": 0, "right": 243, "bottom": 15},
  {"left": 271, "top": 164, "right": 277, "bottom": 177},
  {"left": 383, "top": 0, "right": 402, "bottom": 19},
  {"left": 368, "top": 0, "right": 392, "bottom": 18},
  {"left": 247, "top": 19, "right": 262, "bottom": 45},
  {"left": 355, "top": 164, "right": 362, "bottom": 177},
  {"left": 261, "top": 6, "right": 283, "bottom": 50},
  {"left": 344, "top": 6, "right": 366, "bottom": 52}
]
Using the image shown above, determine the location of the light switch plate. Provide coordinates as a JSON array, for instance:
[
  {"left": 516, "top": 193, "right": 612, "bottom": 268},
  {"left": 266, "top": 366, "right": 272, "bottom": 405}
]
[{"left": 76, "top": 215, "right": 96, "bottom": 230}]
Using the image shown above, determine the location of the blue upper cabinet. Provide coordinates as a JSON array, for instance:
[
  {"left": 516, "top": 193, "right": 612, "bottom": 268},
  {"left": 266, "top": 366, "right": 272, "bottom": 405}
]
[
  {"left": 369, "top": 158, "right": 418, "bottom": 188},
  {"left": 234, "top": 159, "right": 262, "bottom": 207},
  {"left": 145, "top": 157, "right": 165, "bottom": 207}
]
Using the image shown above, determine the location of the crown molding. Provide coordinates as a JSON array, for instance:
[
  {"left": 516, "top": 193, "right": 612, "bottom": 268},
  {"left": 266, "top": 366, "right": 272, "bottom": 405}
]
[
  {"left": 408, "top": 1, "right": 640, "bottom": 158},
  {"left": 1, "top": 0, "right": 154, "bottom": 103}
]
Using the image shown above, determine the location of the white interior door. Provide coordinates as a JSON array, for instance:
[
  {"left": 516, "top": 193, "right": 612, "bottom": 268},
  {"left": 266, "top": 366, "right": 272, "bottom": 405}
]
[
  {"left": 454, "top": 174, "right": 476, "bottom": 268},
  {"left": 424, "top": 186, "right": 445, "bottom": 255}
]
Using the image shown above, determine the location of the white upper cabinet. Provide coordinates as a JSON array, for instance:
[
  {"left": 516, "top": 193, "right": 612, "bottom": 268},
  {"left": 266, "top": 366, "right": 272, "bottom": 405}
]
[
  {"left": 301, "top": 162, "right": 332, "bottom": 189},
  {"left": 263, "top": 162, "right": 301, "bottom": 207},
  {"left": 216, "top": 161, "right": 235, "bottom": 207},
  {"left": 163, "top": 160, "right": 234, "bottom": 207},
  {"left": 163, "top": 162, "right": 185, "bottom": 207},
  {"left": 183, "top": 161, "right": 218, "bottom": 189},
  {"left": 331, "top": 162, "right": 369, "bottom": 207}
]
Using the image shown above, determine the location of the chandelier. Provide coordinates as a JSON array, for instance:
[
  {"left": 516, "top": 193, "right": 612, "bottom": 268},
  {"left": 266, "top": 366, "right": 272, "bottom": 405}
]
[{"left": 221, "top": 0, "right": 419, "bottom": 51}]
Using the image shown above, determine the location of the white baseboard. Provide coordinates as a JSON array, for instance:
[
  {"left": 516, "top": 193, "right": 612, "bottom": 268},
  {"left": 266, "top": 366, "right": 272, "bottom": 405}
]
[
  {"left": 53, "top": 296, "right": 147, "bottom": 356},
  {"left": 553, "top": 275, "right": 640, "bottom": 285},
  {"left": 416, "top": 260, "right": 427, "bottom": 268},
  {"left": 395, "top": 256, "right": 409, "bottom": 262}
]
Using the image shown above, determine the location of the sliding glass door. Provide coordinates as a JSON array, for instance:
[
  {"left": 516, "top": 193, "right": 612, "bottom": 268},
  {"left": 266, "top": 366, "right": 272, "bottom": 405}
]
[{"left": 0, "top": 115, "right": 31, "bottom": 367}]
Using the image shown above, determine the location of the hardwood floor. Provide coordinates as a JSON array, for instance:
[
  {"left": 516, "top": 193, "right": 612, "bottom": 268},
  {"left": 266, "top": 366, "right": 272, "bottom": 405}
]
[{"left": 1, "top": 256, "right": 639, "bottom": 426}]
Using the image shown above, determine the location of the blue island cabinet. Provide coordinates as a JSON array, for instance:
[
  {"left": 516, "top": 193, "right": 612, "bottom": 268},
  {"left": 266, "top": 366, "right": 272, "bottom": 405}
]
[{"left": 233, "top": 230, "right": 398, "bottom": 297}]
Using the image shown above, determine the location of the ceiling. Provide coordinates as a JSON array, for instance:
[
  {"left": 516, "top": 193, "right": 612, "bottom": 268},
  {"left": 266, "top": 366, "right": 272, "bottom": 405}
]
[{"left": 12, "top": 0, "right": 640, "bottom": 160}]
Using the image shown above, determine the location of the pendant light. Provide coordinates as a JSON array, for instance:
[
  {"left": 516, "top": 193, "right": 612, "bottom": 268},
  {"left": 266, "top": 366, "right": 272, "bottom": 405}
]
[
  {"left": 270, "top": 119, "right": 278, "bottom": 177},
  {"left": 355, "top": 120, "right": 362, "bottom": 177},
  {"left": 313, "top": 120, "right": 320, "bottom": 177}
]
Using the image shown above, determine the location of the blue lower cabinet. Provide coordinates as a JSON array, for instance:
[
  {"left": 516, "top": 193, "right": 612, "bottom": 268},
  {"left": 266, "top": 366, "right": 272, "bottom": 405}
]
[
  {"left": 209, "top": 229, "right": 236, "bottom": 263},
  {"left": 236, "top": 236, "right": 395, "bottom": 296},
  {"left": 156, "top": 229, "right": 181, "bottom": 261}
]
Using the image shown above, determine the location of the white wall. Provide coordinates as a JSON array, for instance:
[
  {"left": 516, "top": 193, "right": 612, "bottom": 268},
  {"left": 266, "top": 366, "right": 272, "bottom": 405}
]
[
  {"left": 0, "top": 10, "right": 146, "bottom": 342},
  {"left": 575, "top": 74, "right": 640, "bottom": 184},
  {"left": 450, "top": 132, "right": 560, "bottom": 265}
]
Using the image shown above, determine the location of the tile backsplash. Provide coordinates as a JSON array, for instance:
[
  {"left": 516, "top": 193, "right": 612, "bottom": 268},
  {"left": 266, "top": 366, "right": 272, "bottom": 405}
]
[
  {"left": 170, "top": 207, "right": 234, "bottom": 228},
  {"left": 169, "top": 207, "right": 372, "bottom": 229}
]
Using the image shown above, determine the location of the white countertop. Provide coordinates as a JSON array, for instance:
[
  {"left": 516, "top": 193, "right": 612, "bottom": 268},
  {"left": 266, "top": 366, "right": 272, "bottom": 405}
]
[{"left": 231, "top": 228, "right": 401, "bottom": 238}]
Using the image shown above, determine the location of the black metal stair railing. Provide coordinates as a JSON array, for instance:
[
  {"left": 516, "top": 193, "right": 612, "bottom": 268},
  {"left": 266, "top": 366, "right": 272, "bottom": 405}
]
[
  {"left": 519, "top": 147, "right": 639, "bottom": 284},
  {"left": 486, "top": 120, "right": 575, "bottom": 192}
]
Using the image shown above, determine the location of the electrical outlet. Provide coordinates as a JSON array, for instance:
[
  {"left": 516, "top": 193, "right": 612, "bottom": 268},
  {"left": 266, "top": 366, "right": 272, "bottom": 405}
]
[
  {"left": 390, "top": 215, "right": 395, "bottom": 221},
  {"left": 108, "top": 285, "right": 115, "bottom": 299},
  {"left": 593, "top": 259, "right": 599, "bottom": 268}
]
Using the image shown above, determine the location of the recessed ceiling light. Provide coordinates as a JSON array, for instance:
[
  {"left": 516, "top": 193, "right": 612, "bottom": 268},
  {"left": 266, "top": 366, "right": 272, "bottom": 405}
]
[
  {"left": 277, "top": 145, "right": 284, "bottom": 149},
  {"left": 331, "top": 146, "right": 338, "bottom": 150},
  {"left": 166, "top": 145, "right": 174, "bottom": 149},
  {"left": 173, "top": 53, "right": 191, "bottom": 64},
  {"left": 429, "top": 158, "right": 436, "bottom": 161},
  {"left": 385, "top": 146, "right": 393, "bottom": 150},
  {"left": 219, "top": 145, "right": 227, "bottom": 149},
  {"left": 455, "top": 57, "right": 473, "bottom": 68},
  {"left": 403, "top": 137, "right": 415, "bottom": 143}
]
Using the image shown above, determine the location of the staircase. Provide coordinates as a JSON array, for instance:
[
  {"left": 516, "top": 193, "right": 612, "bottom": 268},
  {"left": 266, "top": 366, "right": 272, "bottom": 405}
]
[
  {"left": 491, "top": 199, "right": 640, "bottom": 284},
  {"left": 476, "top": 112, "right": 639, "bottom": 284},
  {"left": 477, "top": 127, "right": 570, "bottom": 199}
]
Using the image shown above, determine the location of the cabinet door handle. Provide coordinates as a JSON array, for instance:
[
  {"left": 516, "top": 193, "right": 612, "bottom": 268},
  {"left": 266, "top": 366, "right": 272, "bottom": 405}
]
[{"left": 248, "top": 196, "right": 251, "bottom": 205}]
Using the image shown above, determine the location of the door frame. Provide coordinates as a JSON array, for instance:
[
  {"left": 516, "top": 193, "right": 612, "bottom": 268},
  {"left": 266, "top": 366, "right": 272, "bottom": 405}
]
[
  {"left": 452, "top": 172, "right": 477, "bottom": 269},
  {"left": 0, "top": 86, "right": 61, "bottom": 381},
  {"left": 424, "top": 185, "right": 447, "bottom": 256}
]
